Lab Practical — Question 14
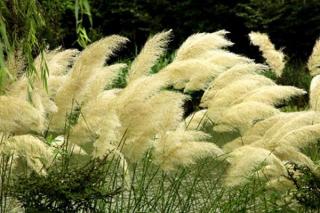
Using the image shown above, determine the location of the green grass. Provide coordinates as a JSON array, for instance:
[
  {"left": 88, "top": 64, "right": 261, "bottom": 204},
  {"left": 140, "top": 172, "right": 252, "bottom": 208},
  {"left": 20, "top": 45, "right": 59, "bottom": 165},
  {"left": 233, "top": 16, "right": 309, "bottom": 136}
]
[{"left": 10, "top": 149, "right": 305, "bottom": 212}]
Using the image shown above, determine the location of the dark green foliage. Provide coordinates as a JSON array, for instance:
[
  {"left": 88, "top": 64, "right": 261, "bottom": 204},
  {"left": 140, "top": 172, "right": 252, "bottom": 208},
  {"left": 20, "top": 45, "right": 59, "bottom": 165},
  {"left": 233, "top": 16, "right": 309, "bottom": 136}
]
[
  {"left": 11, "top": 157, "right": 124, "bottom": 212},
  {"left": 0, "top": 0, "right": 48, "bottom": 91},
  {"left": 0, "top": 154, "right": 13, "bottom": 213},
  {"left": 81, "top": 0, "right": 320, "bottom": 61},
  {"left": 38, "top": 0, "right": 75, "bottom": 47},
  {"left": 286, "top": 162, "right": 320, "bottom": 210},
  {"left": 4, "top": 0, "right": 320, "bottom": 61},
  {"left": 236, "top": 0, "right": 320, "bottom": 60}
]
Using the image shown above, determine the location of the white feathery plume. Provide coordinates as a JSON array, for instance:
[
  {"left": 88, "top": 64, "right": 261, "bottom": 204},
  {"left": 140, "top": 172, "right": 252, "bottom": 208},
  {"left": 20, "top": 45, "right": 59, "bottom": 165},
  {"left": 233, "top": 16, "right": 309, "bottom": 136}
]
[
  {"left": 79, "top": 63, "right": 127, "bottom": 104},
  {"left": 112, "top": 75, "right": 171, "bottom": 162},
  {"left": 175, "top": 30, "right": 233, "bottom": 61},
  {"left": 127, "top": 30, "right": 172, "bottom": 83},
  {"left": 310, "top": 74, "right": 320, "bottom": 110},
  {"left": 146, "top": 91, "right": 187, "bottom": 134},
  {"left": 257, "top": 124, "right": 320, "bottom": 152},
  {"left": 260, "top": 111, "right": 320, "bottom": 145},
  {"left": 45, "top": 48, "right": 80, "bottom": 76},
  {"left": 215, "top": 101, "right": 280, "bottom": 135},
  {"left": 69, "top": 89, "right": 120, "bottom": 148},
  {"left": 0, "top": 135, "right": 53, "bottom": 175},
  {"left": 115, "top": 75, "right": 168, "bottom": 113},
  {"left": 199, "top": 49, "right": 253, "bottom": 68},
  {"left": 117, "top": 90, "right": 187, "bottom": 163},
  {"left": 224, "top": 146, "right": 287, "bottom": 187},
  {"left": 201, "top": 63, "right": 269, "bottom": 107},
  {"left": 0, "top": 96, "right": 45, "bottom": 134},
  {"left": 153, "top": 129, "right": 224, "bottom": 171},
  {"left": 307, "top": 39, "right": 320, "bottom": 76},
  {"left": 206, "top": 76, "right": 275, "bottom": 112},
  {"left": 49, "top": 135, "right": 87, "bottom": 156},
  {"left": 223, "top": 113, "right": 288, "bottom": 152},
  {"left": 280, "top": 124, "right": 320, "bottom": 150},
  {"left": 272, "top": 145, "right": 315, "bottom": 169},
  {"left": 33, "top": 47, "right": 79, "bottom": 77},
  {"left": 8, "top": 81, "right": 58, "bottom": 117},
  {"left": 158, "top": 59, "right": 224, "bottom": 91},
  {"left": 92, "top": 111, "right": 122, "bottom": 158},
  {"left": 232, "top": 85, "right": 306, "bottom": 106},
  {"left": 51, "top": 35, "right": 128, "bottom": 131},
  {"left": 249, "top": 32, "right": 286, "bottom": 77},
  {"left": 47, "top": 75, "right": 67, "bottom": 98}
]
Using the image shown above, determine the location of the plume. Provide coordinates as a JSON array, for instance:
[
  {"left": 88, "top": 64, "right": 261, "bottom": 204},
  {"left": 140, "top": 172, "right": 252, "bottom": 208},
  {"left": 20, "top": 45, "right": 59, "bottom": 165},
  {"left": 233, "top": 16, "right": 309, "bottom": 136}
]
[
  {"left": 146, "top": 91, "right": 187, "bottom": 134},
  {"left": 1, "top": 135, "right": 53, "bottom": 175},
  {"left": 198, "top": 49, "right": 253, "bottom": 68},
  {"left": 79, "top": 63, "right": 127, "bottom": 104},
  {"left": 201, "top": 63, "right": 268, "bottom": 107},
  {"left": 175, "top": 30, "right": 233, "bottom": 61},
  {"left": 272, "top": 145, "right": 315, "bottom": 169},
  {"left": 41, "top": 48, "right": 79, "bottom": 76},
  {"left": 307, "top": 39, "right": 320, "bottom": 76},
  {"left": 158, "top": 59, "right": 224, "bottom": 91},
  {"left": 92, "top": 111, "right": 122, "bottom": 158},
  {"left": 206, "top": 76, "right": 275, "bottom": 112},
  {"left": 127, "top": 30, "right": 172, "bottom": 83},
  {"left": 260, "top": 111, "right": 320, "bottom": 145},
  {"left": 224, "top": 146, "right": 287, "bottom": 187},
  {"left": 216, "top": 101, "right": 280, "bottom": 135},
  {"left": 47, "top": 75, "right": 67, "bottom": 97},
  {"left": 51, "top": 35, "right": 128, "bottom": 131},
  {"left": 249, "top": 32, "right": 286, "bottom": 77},
  {"left": 223, "top": 113, "right": 288, "bottom": 152},
  {"left": 310, "top": 75, "right": 320, "bottom": 110},
  {"left": 7, "top": 48, "right": 78, "bottom": 104},
  {"left": 50, "top": 135, "right": 87, "bottom": 156},
  {"left": 232, "top": 85, "right": 306, "bottom": 106},
  {"left": 7, "top": 80, "right": 58, "bottom": 117},
  {"left": 257, "top": 124, "right": 320, "bottom": 151},
  {"left": 116, "top": 89, "right": 187, "bottom": 162},
  {"left": 0, "top": 96, "right": 45, "bottom": 134},
  {"left": 112, "top": 75, "right": 187, "bottom": 162},
  {"left": 153, "top": 130, "right": 224, "bottom": 171},
  {"left": 69, "top": 89, "right": 120, "bottom": 148}
]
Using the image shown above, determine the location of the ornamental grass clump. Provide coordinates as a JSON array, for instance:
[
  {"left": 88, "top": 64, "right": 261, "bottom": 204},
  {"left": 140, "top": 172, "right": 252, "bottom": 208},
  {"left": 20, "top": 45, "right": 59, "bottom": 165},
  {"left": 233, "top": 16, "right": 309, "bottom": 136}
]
[{"left": 0, "top": 29, "right": 320, "bottom": 211}]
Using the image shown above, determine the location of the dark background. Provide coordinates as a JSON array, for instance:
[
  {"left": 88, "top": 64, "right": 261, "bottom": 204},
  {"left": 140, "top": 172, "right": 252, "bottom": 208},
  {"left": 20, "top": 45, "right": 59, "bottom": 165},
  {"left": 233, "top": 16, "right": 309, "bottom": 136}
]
[{"left": 37, "top": 0, "right": 320, "bottom": 61}]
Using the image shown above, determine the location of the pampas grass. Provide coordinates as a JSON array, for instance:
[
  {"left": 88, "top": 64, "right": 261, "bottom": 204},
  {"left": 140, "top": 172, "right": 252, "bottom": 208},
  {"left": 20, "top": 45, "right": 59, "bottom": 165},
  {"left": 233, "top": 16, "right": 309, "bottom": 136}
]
[
  {"left": 158, "top": 59, "right": 224, "bottom": 91},
  {"left": 175, "top": 30, "right": 233, "bottom": 61},
  {"left": 224, "top": 146, "right": 287, "bottom": 187},
  {"left": 206, "top": 76, "right": 275, "bottom": 110},
  {"left": 198, "top": 49, "right": 253, "bottom": 68},
  {"left": 308, "top": 39, "right": 320, "bottom": 76},
  {"left": 0, "top": 96, "right": 45, "bottom": 134},
  {"left": 51, "top": 35, "right": 128, "bottom": 131},
  {"left": 232, "top": 85, "right": 306, "bottom": 106},
  {"left": 201, "top": 63, "right": 268, "bottom": 107},
  {"left": 310, "top": 75, "right": 320, "bottom": 110},
  {"left": 34, "top": 48, "right": 79, "bottom": 76},
  {"left": 0, "top": 135, "right": 53, "bottom": 175},
  {"left": 249, "top": 32, "right": 286, "bottom": 77},
  {"left": 153, "top": 130, "right": 223, "bottom": 171},
  {"left": 127, "top": 30, "right": 172, "bottom": 83},
  {"left": 214, "top": 101, "right": 280, "bottom": 134},
  {"left": 1, "top": 30, "right": 320, "bottom": 212}
]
